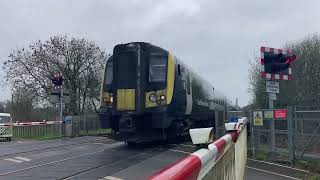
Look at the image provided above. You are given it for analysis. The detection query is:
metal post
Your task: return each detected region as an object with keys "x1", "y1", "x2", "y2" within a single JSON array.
[
  {"x1": 250, "y1": 110, "x2": 255, "y2": 158},
  {"x1": 215, "y1": 111, "x2": 219, "y2": 138},
  {"x1": 269, "y1": 93, "x2": 276, "y2": 154},
  {"x1": 287, "y1": 106, "x2": 295, "y2": 162},
  {"x1": 60, "y1": 85, "x2": 63, "y2": 122}
]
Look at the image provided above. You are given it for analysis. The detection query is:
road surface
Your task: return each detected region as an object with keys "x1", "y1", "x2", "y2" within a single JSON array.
[{"x1": 0, "y1": 136, "x2": 312, "y2": 180}]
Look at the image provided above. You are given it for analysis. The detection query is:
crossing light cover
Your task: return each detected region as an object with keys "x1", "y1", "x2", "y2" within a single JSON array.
[
  {"x1": 260, "y1": 47, "x2": 296, "y2": 80},
  {"x1": 51, "y1": 74, "x2": 63, "y2": 86}
]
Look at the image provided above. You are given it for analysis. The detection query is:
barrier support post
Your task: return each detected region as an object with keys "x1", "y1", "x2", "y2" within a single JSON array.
[{"x1": 287, "y1": 106, "x2": 295, "y2": 162}]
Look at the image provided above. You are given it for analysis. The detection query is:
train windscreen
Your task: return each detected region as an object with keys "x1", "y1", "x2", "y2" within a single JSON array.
[
  {"x1": 115, "y1": 52, "x2": 137, "y2": 88},
  {"x1": 104, "y1": 61, "x2": 113, "y2": 85},
  {"x1": 149, "y1": 55, "x2": 167, "y2": 83}
]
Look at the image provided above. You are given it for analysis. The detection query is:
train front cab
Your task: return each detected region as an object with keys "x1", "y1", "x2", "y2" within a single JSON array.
[{"x1": 99, "y1": 43, "x2": 175, "y2": 142}]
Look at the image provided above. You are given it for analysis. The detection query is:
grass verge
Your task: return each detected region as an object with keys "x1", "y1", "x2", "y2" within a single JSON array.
[{"x1": 248, "y1": 149, "x2": 320, "y2": 175}]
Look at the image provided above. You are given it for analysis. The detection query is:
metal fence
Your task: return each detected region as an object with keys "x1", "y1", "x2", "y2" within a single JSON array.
[
  {"x1": 70, "y1": 114, "x2": 109, "y2": 136},
  {"x1": 294, "y1": 107, "x2": 320, "y2": 161},
  {"x1": 247, "y1": 107, "x2": 320, "y2": 162},
  {"x1": 14, "y1": 122, "x2": 63, "y2": 138},
  {"x1": 1, "y1": 114, "x2": 109, "y2": 140}
]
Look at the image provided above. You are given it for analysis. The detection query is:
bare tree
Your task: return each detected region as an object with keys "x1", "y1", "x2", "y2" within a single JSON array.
[{"x1": 3, "y1": 35, "x2": 107, "y2": 115}]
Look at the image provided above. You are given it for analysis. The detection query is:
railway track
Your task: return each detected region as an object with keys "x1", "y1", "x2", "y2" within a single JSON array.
[
  {"x1": 59, "y1": 149, "x2": 164, "y2": 180},
  {"x1": 0, "y1": 136, "x2": 197, "y2": 180},
  {"x1": 0, "y1": 142, "x2": 124, "y2": 177},
  {"x1": 0, "y1": 136, "x2": 113, "y2": 158}
]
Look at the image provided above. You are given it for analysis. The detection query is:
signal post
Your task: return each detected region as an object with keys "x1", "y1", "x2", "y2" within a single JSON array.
[
  {"x1": 50, "y1": 73, "x2": 64, "y2": 122},
  {"x1": 260, "y1": 47, "x2": 296, "y2": 156}
]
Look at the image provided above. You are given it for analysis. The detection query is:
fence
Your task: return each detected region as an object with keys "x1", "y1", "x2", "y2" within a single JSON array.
[
  {"x1": 70, "y1": 114, "x2": 109, "y2": 136},
  {"x1": 148, "y1": 118, "x2": 247, "y2": 180},
  {"x1": 13, "y1": 121, "x2": 63, "y2": 138},
  {"x1": 248, "y1": 106, "x2": 320, "y2": 162},
  {"x1": 0, "y1": 114, "x2": 109, "y2": 140}
]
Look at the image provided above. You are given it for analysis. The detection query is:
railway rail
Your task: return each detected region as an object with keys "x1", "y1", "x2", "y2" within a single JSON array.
[
  {"x1": 0, "y1": 136, "x2": 112, "y2": 158},
  {"x1": 0, "y1": 136, "x2": 197, "y2": 180}
]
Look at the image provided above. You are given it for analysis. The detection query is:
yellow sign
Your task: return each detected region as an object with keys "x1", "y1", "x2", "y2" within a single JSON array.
[
  {"x1": 253, "y1": 111, "x2": 263, "y2": 126},
  {"x1": 264, "y1": 111, "x2": 274, "y2": 119}
]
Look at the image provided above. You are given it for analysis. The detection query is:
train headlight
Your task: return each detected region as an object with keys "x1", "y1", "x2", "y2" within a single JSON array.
[
  {"x1": 109, "y1": 96, "x2": 113, "y2": 103},
  {"x1": 149, "y1": 94, "x2": 157, "y2": 102},
  {"x1": 160, "y1": 95, "x2": 166, "y2": 100}
]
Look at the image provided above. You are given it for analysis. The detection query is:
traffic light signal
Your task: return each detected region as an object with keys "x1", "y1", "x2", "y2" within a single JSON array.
[
  {"x1": 260, "y1": 47, "x2": 296, "y2": 80},
  {"x1": 51, "y1": 74, "x2": 63, "y2": 86}
]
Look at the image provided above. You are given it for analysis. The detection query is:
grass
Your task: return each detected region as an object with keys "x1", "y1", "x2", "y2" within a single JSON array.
[
  {"x1": 248, "y1": 148, "x2": 320, "y2": 175},
  {"x1": 294, "y1": 160, "x2": 320, "y2": 174},
  {"x1": 79, "y1": 128, "x2": 111, "y2": 136},
  {"x1": 308, "y1": 175, "x2": 320, "y2": 180}
]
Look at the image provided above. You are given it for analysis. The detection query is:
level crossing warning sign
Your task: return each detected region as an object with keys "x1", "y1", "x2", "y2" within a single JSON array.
[{"x1": 253, "y1": 111, "x2": 263, "y2": 126}]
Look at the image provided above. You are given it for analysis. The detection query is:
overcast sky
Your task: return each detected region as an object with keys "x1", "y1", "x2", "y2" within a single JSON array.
[{"x1": 0, "y1": 0, "x2": 320, "y2": 106}]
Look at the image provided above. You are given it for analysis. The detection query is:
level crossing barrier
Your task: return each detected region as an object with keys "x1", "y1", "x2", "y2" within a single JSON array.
[
  {"x1": 12, "y1": 121, "x2": 63, "y2": 138},
  {"x1": 148, "y1": 118, "x2": 247, "y2": 180},
  {"x1": 0, "y1": 114, "x2": 107, "y2": 139}
]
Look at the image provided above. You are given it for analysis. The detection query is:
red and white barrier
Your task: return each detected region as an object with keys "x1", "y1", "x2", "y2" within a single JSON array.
[
  {"x1": 12, "y1": 121, "x2": 63, "y2": 126},
  {"x1": 148, "y1": 118, "x2": 247, "y2": 180},
  {"x1": 0, "y1": 123, "x2": 14, "y2": 127}
]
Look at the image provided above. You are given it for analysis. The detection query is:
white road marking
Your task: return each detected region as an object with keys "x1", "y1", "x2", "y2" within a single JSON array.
[
  {"x1": 93, "y1": 143, "x2": 106, "y2": 145},
  {"x1": 169, "y1": 149, "x2": 191, "y2": 154},
  {"x1": 179, "y1": 144, "x2": 196, "y2": 148},
  {"x1": 100, "y1": 176, "x2": 124, "y2": 180},
  {"x1": 14, "y1": 157, "x2": 31, "y2": 161},
  {"x1": 4, "y1": 158, "x2": 24, "y2": 163},
  {"x1": 246, "y1": 166, "x2": 302, "y2": 180},
  {"x1": 247, "y1": 158, "x2": 309, "y2": 172},
  {"x1": 0, "y1": 142, "x2": 124, "y2": 176}
]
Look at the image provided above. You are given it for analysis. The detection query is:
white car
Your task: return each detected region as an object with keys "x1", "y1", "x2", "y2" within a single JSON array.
[{"x1": 0, "y1": 113, "x2": 13, "y2": 141}]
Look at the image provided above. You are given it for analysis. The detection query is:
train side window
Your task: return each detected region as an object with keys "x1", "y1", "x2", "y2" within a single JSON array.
[
  {"x1": 186, "y1": 74, "x2": 191, "y2": 94},
  {"x1": 178, "y1": 64, "x2": 181, "y2": 76},
  {"x1": 105, "y1": 60, "x2": 113, "y2": 85}
]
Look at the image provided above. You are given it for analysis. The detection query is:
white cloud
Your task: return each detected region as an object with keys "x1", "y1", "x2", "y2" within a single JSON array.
[
  {"x1": 138, "y1": 0, "x2": 201, "y2": 29},
  {"x1": 0, "y1": 0, "x2": 320, "y2": 106}
]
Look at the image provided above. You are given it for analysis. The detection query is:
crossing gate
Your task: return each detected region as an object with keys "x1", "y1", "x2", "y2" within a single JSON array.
[{"x1": 148, "y1": 118, "x2": 247, "y2": 180}]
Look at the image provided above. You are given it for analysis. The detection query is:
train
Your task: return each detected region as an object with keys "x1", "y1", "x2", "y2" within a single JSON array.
[{"x1": 98, "y1": 42, "x2": 235, "y2": 143}]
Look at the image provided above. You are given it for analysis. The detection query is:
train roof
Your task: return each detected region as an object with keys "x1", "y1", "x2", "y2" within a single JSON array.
[{"x1": 115, "y1": 42, "x2": 168, "y2": 54}]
